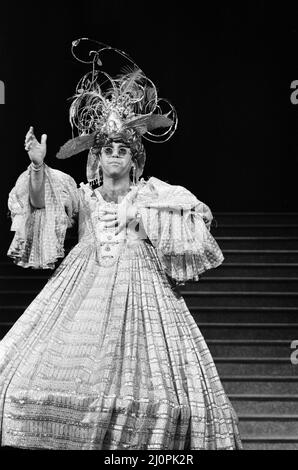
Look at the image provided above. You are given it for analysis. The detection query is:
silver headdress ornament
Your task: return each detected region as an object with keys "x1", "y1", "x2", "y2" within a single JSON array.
[{"x1": 56, "y1": 38, "x2": 178, "y2": 184}]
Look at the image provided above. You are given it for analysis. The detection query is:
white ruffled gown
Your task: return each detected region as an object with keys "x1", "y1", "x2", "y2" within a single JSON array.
[{"x1": 0, "y1": 164, "x2": 242, "y2": 450}]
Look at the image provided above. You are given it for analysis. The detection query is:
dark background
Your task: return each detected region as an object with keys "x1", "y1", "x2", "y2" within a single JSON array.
[{"x1": 0, "y1": 1, "x2": 298, "y2": 249}]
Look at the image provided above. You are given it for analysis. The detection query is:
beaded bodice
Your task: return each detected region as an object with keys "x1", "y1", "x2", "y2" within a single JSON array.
[{"x1": 77, "y1": 183, "x2": 147, "y2": 266}]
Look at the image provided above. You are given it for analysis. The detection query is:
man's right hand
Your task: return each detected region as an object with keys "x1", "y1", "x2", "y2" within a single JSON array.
[{"x1": 24, "y1": 126, "x2": 47, "y2": 165}]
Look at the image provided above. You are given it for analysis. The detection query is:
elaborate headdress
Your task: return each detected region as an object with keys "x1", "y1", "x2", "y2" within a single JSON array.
[{"x1": 56, "y1": 38, "x2": 178, "y2": 185}]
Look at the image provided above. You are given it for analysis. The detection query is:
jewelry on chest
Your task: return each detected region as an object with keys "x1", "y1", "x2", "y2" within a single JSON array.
[{"x1": 93, "y1": 201, "x2": 123, "y2": 267}]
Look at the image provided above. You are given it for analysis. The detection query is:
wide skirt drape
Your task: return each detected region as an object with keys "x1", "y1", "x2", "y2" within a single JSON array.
[{"x1": 0, "y1": 239, "x2": 242, "y2": 450}]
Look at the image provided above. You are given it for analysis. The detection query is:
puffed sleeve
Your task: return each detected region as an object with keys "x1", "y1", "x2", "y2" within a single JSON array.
[
  {"x1": 7, "y1": 163, "x2": 79, "y2": 269},
  {"x1": 135, "y1": 177, "x2": 224, "y2": 282}
]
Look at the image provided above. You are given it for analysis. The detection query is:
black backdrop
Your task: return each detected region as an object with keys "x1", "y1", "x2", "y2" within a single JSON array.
[{"x1": 0, "y1": 1, "x2": 298, "y2": 248}]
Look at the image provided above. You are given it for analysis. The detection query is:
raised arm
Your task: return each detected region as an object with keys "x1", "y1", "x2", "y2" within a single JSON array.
[
  {"x1": 7, "y1": 127, "x2": 79, "y2": 269},
  {"x1": 24, "y1": 126, "x2": 47, "y2": 208}
]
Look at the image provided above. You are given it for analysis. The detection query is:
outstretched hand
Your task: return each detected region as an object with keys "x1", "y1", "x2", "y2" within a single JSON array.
[
  {"x1": 24, "y1": 126, "x2": 47, "y2": 165},
  {"x1": 100, "y1": 204, "x2": 138, "y2": 235}
]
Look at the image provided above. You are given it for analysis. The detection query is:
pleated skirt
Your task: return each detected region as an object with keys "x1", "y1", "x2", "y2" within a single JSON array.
[{"x1": 0, "y1": 239, "x2": 242, "y2": 450}]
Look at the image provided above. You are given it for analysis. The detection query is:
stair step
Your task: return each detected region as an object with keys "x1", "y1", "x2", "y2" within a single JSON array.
[
  {"x1": 191, "y1": 306, "x2": 298, "y2": 323},
  {"x1": 0, "y1": 305, "x2": 33, "y2": 322},
  {"x1": 215, "y1": 224, "x2": 298, "y2": 228},
  {"x1": 215, "y1": 358, "x2": 298, "y2": 375},
  {"x1": 0, "y1": 276, "x2": 49, "y2": 290},
  {"x1": 214, "y1": 226, "x2": 298, "y2": 236},
  {"x1": 213, "y1": 213, "x2": 298, "y2": 224},
  {"x1": 222, "y1": 376, "x2": 298, "y2": 394},
  {"x1": 197, "y1": 322, "x2": 298, "y2": 339},
  {"x1": 207, "y1": 340, "x2": 293, "y2": 356},
  {"x1": 183, "y1": 291, "x2": 298, "y2": 307},
  {"x1": 241, "y1": 435, "x2": 298, "y2": 450},
  {"x1": 208, "y1": 263, "x2": 298, "y2": 277},
  {"x1": 243, "y1": 442, "x2": 298, "y2": 450},
  {"x1": 231, "y1": 393, "x2": 298, "y2": 399},
  {"x1": 217, "y1": 237, "x2": 298, "y2": 249},
  {"x1": 221, "y1": 249, "x2": 298, "y2": 262},
  {"x1": 238, "y1": 414, "x2": 298, "y2": 435},
  {"x1": 229, "y1": 394, "x2": 298, "y2": 413},
  {"x1": 182, "y1": 277, "x2": 298, "y2": 292}
]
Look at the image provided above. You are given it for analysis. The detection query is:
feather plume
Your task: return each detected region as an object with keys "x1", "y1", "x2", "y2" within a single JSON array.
[
  {"x1": 116, "y1": 68, "x2": 144, "y2": 102},
  {"x1": 146, "y1": 114, "x2": 174, "y2": 131},
  {"x1": 56, "y1": 132, "x2": 97, "y2": 159},
  {"x1": 118, "y1": 68, "x2": 143, "y2": 91},
  {"x1": 124, "y1": 114, "x2": 174, "y2": 135}
]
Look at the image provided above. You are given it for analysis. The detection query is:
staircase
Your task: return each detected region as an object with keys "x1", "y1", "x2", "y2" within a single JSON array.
[
  {"x1": 180, "y1": 212, "x2": 298, "y2": 450},
  {"x1": 1, "y1": 213, "x2": 298, "y2": 449}
]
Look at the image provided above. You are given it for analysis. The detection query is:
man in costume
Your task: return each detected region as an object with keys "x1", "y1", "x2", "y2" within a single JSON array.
[{"x1": 0, "y1": 39, "x2": 242, "y2": 450}]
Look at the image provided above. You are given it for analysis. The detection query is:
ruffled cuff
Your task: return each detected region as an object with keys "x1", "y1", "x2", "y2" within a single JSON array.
[
  {"x1": 7, "y1": 164, "x2": 79, "y2": 269},
  {"x1": 138, "y1": 206, "x2": 224, "y2": 282}
]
